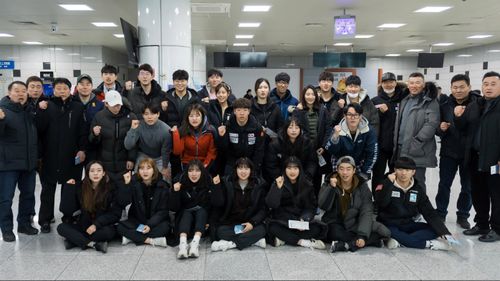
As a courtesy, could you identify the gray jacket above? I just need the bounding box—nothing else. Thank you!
[393,82,440,168]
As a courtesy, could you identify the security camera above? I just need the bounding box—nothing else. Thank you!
[50,23,58,33]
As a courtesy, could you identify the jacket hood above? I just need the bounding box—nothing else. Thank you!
[346,89,368,105]
[339,115,370,137]
[74,92,98,105]
[95,81,123,92]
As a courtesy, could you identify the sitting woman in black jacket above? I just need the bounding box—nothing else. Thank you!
[117,157,170,247]
[57,161,122,253]
[210,157,268,251]
[264,116,316,183]
[318,156,390,252]
[170,160,213,259]
[266,157,326,249]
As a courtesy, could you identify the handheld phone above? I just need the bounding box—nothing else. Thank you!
[136,224,146,232]
[234,224,245,234]
[74,156,81,165]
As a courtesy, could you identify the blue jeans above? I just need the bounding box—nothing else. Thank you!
[435,156,472,219]
[388,222,438,249]
[0,170,36,231]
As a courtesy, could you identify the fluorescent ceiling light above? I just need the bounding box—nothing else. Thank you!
[406,49,424,52]
[48,47,64,51]
[233,43,249,46]
[235,35,254,39]
[457,54,472,57]
[333,43,352,46]
[68,53,80,56]
[414,6,452,13]
[432,42,454,46]
[59,4,93,11]
[378,23,406,28]
[238,22,261,28]
[113,34,124,38]
[386,54,401,57]
[242,5,271,12]
[92,22,117,27]
[0,33,14,37]
[488,49,500,53]
[355,34,374,38]
[83,56,96,59]
[467,34,493,39]
[23,41,43,45]
[200,39,227,45]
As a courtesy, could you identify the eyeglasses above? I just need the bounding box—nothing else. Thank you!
[346,113,360,119]
[277,81,289,85]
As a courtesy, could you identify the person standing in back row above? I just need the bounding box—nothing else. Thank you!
[270,72,298,120]
[393,72,440,192]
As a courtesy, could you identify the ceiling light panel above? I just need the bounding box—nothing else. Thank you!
[242,5,271,12]
[59,4,93,11]
[432,42,454,46]
[233,43,249,46]
[113,34,124,38]
[414,6,452,13]
[355,35,374,38]
[378,23,406,28]
[23,41,43,45]
[406,49,424,52]
[0,33,14,37]
[92,22,117,27]
[235,35,254,39]
[386,54,401,57]
[333,43,352,46]
[238,22,261,28]
[467,35,493,39]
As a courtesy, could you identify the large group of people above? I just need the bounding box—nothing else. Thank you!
[1,63,499,258]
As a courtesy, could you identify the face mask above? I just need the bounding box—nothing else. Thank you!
[347,92,359,99]
[383,88,395,94]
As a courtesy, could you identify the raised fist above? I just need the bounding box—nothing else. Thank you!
[0,108,5,120]
[218,125,226,136]
[131,120,140,129]
[161,101,168,111]
[123,171,132,185]
[93,125,102,136]
[39,101,48,110]
[173,182,181,192]
[330,177,337,188]
[338,99,346,108]
[213,175,221,185]
[454,105,466,117]
[275,176,284,189]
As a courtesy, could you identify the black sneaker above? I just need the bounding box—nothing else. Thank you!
[94,241,108,253]
[463,225,489,236]
[330,241,347,252]
[64,239,77,250]
[40,223,51,234]
[18,225,39,235]
[457,218,471,230]
[479,230,500,243]
[2,230,16,242]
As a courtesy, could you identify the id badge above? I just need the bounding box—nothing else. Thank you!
[409,193,418,203]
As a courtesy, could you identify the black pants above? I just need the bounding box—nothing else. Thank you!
[326,223,382,246]
[39,179,59,225]
[57,223,116,248]
[217,224,266,250]
[117,220,170,245]
[177,208,208,235]
[372,149,394,191]
[470,158,500,232]
[268,222,323,245]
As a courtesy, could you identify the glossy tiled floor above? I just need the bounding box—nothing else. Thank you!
[2,156,499,280]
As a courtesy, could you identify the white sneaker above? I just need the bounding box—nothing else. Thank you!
[429,239,451,251]
[211,240,235,252]
[188,241,200,258]
[177,242,188,259]
[386,238,400,249]
[274,237,285,247]
[122,236,131,245]
[253,238,266,249]
[310,239,326,250]
[151,237,167,248]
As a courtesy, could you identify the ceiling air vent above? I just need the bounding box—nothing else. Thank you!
[9,20,38,25]
[191,3,230,14]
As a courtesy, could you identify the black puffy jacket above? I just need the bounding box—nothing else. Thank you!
[127,80,166,119]
[164,87,200,128]
[88,106,138,174]
[0,96,38,171]
[250,97,284,133]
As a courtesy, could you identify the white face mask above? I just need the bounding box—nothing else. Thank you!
[383,88,395,94]
[347,92,359,99]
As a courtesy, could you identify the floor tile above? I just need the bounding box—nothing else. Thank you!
[57,254,141,280]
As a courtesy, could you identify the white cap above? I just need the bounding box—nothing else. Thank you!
[103,90,123,106]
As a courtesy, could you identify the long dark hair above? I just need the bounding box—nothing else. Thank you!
[179,159,212,190]
[231,157,258,186]
[282,156,312,199]
[299,85,321,111]
[81,161,111,214]
[279,116,306,158]
[179,103,207,137]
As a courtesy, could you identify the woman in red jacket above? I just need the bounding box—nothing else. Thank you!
[172,103,217,174]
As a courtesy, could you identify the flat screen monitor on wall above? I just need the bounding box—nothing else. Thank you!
[334,15,356,39]
[120,17,139,67]
[214,52,240,67]
[417,53,445,68]
[340,52,366,67]
[313,53,340,67]
[240,52,267,67]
